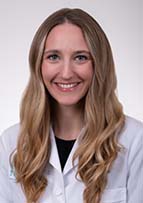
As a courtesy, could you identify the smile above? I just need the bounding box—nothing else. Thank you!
[57,83,79,89]
[54,82,81,92]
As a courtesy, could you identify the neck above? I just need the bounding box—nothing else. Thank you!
[52,103,84,140]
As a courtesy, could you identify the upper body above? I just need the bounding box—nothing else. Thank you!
[0,116,143,203]
[1,8,142,203]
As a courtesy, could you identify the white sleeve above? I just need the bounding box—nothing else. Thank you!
[0,135,13,203]
[127,130,143,203]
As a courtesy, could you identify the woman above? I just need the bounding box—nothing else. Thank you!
[0,8,142,203]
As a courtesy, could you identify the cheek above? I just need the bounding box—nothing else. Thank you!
[41,63,52,84]
[80,65,93,83]
[41,66,47,85]
[88,65,94,81]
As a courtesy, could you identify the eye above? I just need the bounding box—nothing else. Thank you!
[74,55,89,63]
[47,54,60,62]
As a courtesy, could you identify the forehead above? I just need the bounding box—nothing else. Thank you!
[44,23,89,51]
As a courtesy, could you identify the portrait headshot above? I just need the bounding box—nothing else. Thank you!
[0,1,142,203]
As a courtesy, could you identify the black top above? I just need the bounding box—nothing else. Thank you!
[55,136,76,171]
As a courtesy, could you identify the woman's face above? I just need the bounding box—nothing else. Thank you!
[41,23,93,107]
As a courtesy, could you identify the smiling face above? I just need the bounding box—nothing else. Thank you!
[41,23,93,107]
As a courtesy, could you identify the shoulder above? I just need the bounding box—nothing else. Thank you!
[119,115,143,151]
[0,123,20,153]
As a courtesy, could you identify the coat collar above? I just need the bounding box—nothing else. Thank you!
[49,128,62,173]
[49,127,86,175]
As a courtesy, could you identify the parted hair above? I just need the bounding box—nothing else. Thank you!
[12,8,125,203]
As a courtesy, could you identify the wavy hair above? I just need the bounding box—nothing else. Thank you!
[12,8,125,203]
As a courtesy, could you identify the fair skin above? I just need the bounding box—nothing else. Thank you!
[42,23,93,140]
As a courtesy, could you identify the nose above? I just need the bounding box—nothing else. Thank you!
[61,60,74,80]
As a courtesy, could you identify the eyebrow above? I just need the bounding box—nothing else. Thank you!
[44,49,91,55]
[44,50,59,54]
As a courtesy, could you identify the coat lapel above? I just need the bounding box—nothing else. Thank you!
[49,128,62,173]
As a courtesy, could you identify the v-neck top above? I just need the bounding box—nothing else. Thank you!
[55,136,76,171]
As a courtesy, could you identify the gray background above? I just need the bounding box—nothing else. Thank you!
[0,0,143,134]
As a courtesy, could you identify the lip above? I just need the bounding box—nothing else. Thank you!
[53,82,82,92]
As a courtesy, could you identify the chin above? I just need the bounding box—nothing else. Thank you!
[57,101,80,107]
[54,96,83,106]
[49,92,86,107]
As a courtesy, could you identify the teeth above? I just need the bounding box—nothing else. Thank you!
[57,83,78,89]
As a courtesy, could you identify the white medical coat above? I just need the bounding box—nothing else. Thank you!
[0,116,143,203]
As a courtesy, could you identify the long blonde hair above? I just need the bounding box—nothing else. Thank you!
[13,8,125,203]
